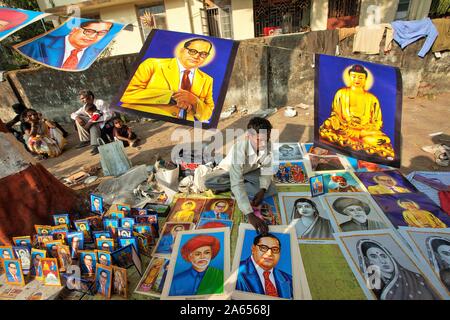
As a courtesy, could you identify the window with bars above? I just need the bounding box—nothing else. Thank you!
[395,0,411,20]
[137,4,167,42]
[253,0,311,37]
[328,0,360,18]
[202,5,233,39]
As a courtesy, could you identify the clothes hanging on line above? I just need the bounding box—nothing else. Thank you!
[391,18,438,58]
[431,18,450,53]
[352,24,394,54]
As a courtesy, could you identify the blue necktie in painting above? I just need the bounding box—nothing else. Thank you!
[179,69,192,120]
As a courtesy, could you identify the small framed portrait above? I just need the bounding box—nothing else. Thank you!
[0,246,15,260]
[272,143,303,162]
[110,211,126,219]
[53,214,70,226]
[372,193,450,229]
[161,228,231,300]
[90,194,104,213]
[136,208,148,216]
[37,235,54,248]
[86,215,104,231]
[45,240,63,259]
[96,238,115,252]
[52,231,67,244]
[30,248,46,279]
[135,257,170,298]
[111,245,137,270]
[103,218,120,231]
[301,143,336,156]
[118,237,139,255]
[398,227,450,296]
[117,204,131,215]
[93,231,112,241]
[112,266,128,298]
[323,193,392,232]
[335,229,446,300]
[95,264,113,299]
[201,198,235,221]
[309,155,347,173]
[309,175,325,197]
[250,195,281,226]
[166,198,207,224]
[143,204,170,217]
[56,245,72,272]
[96,250,112,266]
[153,222,194,257]
[133,224,153,235]
[67,232,84,259]
[120,218,135,230]
[79,250,97,277]
[3,259,25,286]
[34,225,53,236]
[41,258,61,286]
[321,171,366,193]
[273,161,310,185]
[135,214,159,225]
[13,246,31,273]
[278,192,335,240]
[230,224,310,300]
[74,219,93,243]
[135,232,153,256]
[197,218,233,230]
[117,227,133,238]
[51,224,69,234]
[355,170,418,195]
[12,236,32,247]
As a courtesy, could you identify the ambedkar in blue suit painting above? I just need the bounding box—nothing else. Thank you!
[236,233,293,299]
[16,19,114,71]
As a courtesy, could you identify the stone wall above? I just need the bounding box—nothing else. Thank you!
[1,29,449,122]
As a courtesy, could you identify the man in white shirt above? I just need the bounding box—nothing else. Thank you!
[71,89,113,154]
[204,117,276,234]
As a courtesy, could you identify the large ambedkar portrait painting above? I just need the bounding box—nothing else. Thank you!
[111,29,238,128]
[14,17,124,71]
[314,54,402,167]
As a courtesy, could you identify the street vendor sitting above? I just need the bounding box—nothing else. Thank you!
[204,117,276,234]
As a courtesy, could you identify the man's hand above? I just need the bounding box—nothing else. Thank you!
[247,212,268,234]
[173,90,198,108]
[83,121,94,131]
[75,116,85,126]
[251,189,266,207]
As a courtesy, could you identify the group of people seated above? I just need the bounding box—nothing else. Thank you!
[4,89,140,158]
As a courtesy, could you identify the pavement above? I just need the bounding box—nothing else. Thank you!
[41,92,450,185]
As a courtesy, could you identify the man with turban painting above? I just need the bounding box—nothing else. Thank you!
[169,235,223,296]
[333,197,387,231]
[319,64,394,159]
[356,239,440,300]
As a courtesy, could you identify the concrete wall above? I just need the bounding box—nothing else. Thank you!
[360,0,399,26]
[1,30,449,122]
[165,0,194,33]
[0,81,19,122]
[100,4,144,56]
[310,0,328,31]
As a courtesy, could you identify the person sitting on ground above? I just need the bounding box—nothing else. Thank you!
[112,117,140,148]
[22,109,66,158]
[204,117,277,234]
[70,89,113,155]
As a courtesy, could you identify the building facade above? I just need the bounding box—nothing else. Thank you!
[36,0,442,56]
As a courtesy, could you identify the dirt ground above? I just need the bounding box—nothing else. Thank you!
[41,92,450,192]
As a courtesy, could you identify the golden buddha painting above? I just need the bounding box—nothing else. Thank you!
[315,55,402,167]
[371,193,450,229]
[166,198,207,225]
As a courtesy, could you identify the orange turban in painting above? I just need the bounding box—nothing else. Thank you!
[0,8,28,31]
[181,235,220,261]
[331,175,347,184]
[198,222,227,229]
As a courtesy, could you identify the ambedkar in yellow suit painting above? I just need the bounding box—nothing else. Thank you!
[114,29,238,128]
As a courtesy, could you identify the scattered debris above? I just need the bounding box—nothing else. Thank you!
[220,105,237,119]
[429,132,444,137]
[284,106,297,117]
[64,171,89,185]
[83,176,98,184]
[295,103,311,110]
[250,108,277,118]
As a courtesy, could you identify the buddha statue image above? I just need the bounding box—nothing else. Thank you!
[319,64,395,159]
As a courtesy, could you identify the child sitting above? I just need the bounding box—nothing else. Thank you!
[112,117,140,148]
